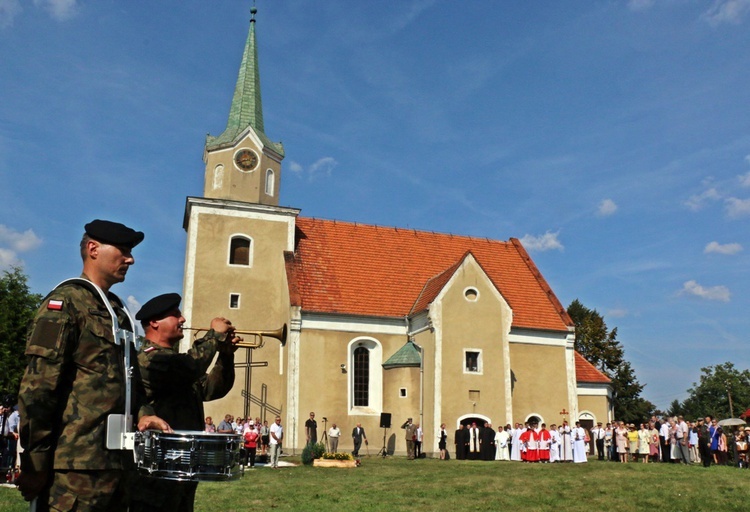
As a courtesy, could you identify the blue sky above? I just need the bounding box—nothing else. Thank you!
[1,0,749,412]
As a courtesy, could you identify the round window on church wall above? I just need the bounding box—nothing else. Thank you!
[464,287,479,302]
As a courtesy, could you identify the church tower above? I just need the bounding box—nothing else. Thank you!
[203,7,284,205]
[182,7,297,422]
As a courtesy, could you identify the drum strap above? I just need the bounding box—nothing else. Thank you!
[53,278,140,447]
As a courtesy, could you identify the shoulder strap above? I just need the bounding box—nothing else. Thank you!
[52,278,138,348]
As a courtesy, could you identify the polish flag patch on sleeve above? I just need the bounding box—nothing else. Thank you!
[47,299,64,311]
[144,346,157,353]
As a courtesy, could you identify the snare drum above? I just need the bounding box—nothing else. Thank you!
[134,430,242,481]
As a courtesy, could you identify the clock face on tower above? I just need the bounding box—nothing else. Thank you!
[234,148,259,172]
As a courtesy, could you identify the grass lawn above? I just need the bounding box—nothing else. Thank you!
[1,457,747,511]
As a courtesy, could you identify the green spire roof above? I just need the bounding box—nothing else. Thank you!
[382,340,422,369]
[206,7,284,156]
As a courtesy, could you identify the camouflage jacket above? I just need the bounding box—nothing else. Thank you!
[137,331,235,431]
[18,275,152,473]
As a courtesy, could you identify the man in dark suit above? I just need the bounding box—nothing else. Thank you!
[352,423,367,457]
[454,424,466,460]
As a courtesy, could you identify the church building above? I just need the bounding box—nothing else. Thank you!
[180,8,612,456]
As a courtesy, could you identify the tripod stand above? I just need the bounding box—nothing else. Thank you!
[376,427,389,458]
[320,418,329,452]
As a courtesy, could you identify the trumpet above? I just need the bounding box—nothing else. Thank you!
[182,324,287,349]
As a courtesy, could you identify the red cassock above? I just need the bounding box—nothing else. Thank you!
[519,429,530,461]
[526,429,540,462]
[538,429,551,461]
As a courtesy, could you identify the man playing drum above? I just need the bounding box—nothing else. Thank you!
[130,292,241,512]
[17,219,170,512]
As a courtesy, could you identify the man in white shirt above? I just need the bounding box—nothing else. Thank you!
[675,416,690,464]
[269,416,283,468]
[328,423,341,453]
[659,419,671,463]
[591,422,606,460]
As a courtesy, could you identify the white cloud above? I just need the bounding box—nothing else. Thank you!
[725,197,750,218]
[0,225,42,252]
[627,0,654,12]
[703,0,750,26]
[607,308,628,318]
[127,295,141,315]
[597,198,618,217]
[684,187,721,211]
[679,280,730,302]
[290,157,337,181]
[0,0,22,28]
[520,231,564,252]
[739,171,750,187]
[0,248,19,269]
[0,225,41,271]
[33,0,77,21]
[704,241,743,255]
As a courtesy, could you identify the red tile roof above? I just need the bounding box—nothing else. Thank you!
[574,352,611,384]
[287,217,572,332]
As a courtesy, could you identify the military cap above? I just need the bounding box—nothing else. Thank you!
[85,219,144,248]
[136,293,182,321]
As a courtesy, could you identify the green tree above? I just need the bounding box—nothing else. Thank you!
[567,299,623,374]
[666,399,683,417]
[567,299,654,422]
[610,361,656,423]
[678,362,750,420]
[0,266,42,399]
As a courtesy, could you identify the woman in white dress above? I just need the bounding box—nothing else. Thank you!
[495,425,510,460]
[638,423,651,463]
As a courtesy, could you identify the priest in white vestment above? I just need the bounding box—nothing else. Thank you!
[495,426,510,461]
[560,421,574,461]
[572,421,588,463]
[467,422,481,460]
[549,425,561,463]
[510,423,523,461]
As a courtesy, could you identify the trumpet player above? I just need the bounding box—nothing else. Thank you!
[130,292,241,512]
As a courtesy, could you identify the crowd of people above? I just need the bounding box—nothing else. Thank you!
[200,412,750,469]
[442,415,749,467]
[1,399,20,482]
[206,414,282,468]
[588,415,750,467]
[450,420,589,463]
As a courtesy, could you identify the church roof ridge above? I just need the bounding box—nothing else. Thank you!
[297,216,511,245]
[290,217,572,331]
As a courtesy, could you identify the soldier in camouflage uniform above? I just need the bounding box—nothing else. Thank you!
[130,292,240,512]
[17,220,170,512]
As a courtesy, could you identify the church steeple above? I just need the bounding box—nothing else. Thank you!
[203,6,284,206]
[206,7,283,157]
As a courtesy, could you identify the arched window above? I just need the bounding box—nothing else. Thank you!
[228,236,251,266]
[265,169,275,196]
[353,346,370,407]
[213,164,224,190]
[348,337,382,414]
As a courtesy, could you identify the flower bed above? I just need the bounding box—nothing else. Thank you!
[313,459,358,468]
